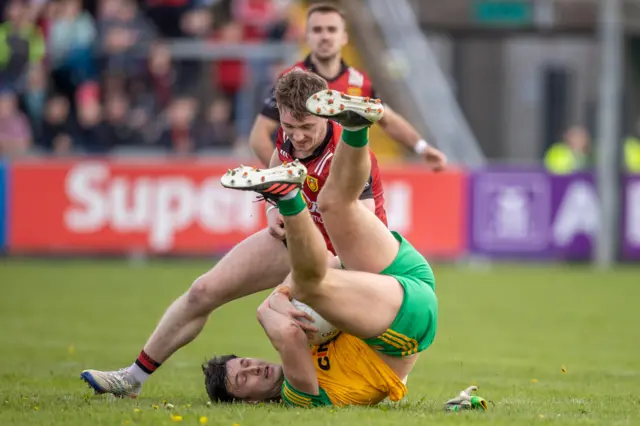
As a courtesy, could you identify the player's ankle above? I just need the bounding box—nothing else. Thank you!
[128,350,162,384]
[341,127,369,147]
[277,190,306,216]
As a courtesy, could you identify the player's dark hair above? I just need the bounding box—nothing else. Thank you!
[275,70,328,121]
[307,3,346,22]
[202,354,238,403]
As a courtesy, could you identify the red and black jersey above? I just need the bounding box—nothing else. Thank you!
[275,121,387,255]
[261,55,377,123]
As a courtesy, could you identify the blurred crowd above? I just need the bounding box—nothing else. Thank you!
[0,0,305,158]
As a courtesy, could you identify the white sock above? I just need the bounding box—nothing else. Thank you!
[127,362,151,384]
[280,188,300,200]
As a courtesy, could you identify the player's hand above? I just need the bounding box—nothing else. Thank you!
[289,309,319,334]
[422,146,448,171]
[443,386,488,412]
[267,207,286,240]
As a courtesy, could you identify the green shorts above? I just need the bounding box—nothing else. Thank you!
[363,231,438,357]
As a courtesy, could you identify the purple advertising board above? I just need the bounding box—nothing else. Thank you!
[622,174,640,260]
[469,169,600,260]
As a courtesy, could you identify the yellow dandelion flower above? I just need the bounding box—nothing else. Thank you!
[171,414,183,422]
[133,408,141,413]
[199,416,208,424]
[530,379,538,383]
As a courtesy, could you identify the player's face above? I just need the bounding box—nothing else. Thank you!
[306,11,348,61]
[225,357,283,402]
[280,110,327,155]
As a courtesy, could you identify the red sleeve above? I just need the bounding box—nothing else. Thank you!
[274,129,289,163]
[368,150,384,200]
[360,70,377,100]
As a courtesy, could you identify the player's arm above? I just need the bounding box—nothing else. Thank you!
[265,148,284,219]
[377,105,447,170]
[268,148,281,167]
[256,292,319,396]
[249,88,280,166]
[377,105,426,152]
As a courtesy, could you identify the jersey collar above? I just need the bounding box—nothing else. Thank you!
[303,55,349,83]
[282,121,334,161]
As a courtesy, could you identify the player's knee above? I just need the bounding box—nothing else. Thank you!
[186,274,227,312]
[317,188,343,214]
[291,274,323,304]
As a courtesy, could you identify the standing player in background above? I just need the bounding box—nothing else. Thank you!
[249,3,447,170]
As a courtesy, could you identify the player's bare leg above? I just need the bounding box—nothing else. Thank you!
[80,229,291,397]
[306,90,401,273]
[305,89,424,379]
[221,162,402,340]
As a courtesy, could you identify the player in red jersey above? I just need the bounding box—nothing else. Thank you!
[249,3,447,170]
[79,72,387,399]
[273,120,386,254]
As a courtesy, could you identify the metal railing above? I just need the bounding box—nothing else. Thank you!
[367,0,487,167]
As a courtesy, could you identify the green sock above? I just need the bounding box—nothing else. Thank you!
[341,127,369,148]
[277,191,307,216]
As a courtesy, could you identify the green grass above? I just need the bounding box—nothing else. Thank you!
[1,259,639,425]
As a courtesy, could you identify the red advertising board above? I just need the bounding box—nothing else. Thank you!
[8,159,467,258]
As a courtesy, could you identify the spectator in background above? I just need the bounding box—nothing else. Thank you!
[231,0,280,39]
[0,89,33,157]
[158,95,199,154]
[196,96,235,151]
[135,41,176,118]
[211,20,246,102]
[23,63,47,143]
[142,0,213,38]
[98,0,156,79]
[48,0,97,94]
[231,0,302,41]
[102,91,143,148]
[0,0,46,93]
[41,93,75,155]
[76,81,112,153]
[544,125,591,175]
[622,119,640,173]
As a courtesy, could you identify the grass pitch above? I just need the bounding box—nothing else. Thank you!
[1,259,639,425]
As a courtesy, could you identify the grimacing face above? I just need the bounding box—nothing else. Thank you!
[225,357,283,402]
[306,11,348,62]
[280,110,327,155]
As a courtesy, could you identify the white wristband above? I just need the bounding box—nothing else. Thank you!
[414,139,429,155]
[266,205,279,215]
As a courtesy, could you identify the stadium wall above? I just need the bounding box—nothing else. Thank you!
[4,159,640,261]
